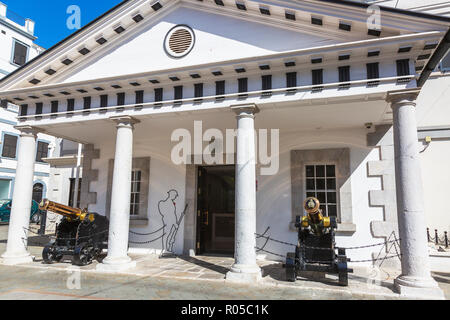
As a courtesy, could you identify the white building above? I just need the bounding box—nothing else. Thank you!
[0,2,57,206]
[0,0,449,298]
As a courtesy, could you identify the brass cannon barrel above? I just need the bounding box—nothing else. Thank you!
[39,199,94,222]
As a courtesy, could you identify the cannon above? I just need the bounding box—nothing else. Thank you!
[285,197,352,286]
[39,199,109,266]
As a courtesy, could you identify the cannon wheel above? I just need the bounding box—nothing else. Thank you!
[42,246,63,264]
[72,243,95,266]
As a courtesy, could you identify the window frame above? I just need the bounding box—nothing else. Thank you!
[11,38,29,67]
[35,139,50,163]
[130,169,142,216]
[1,132,19,160]
[304,162,339,220]
[439,49,450,72]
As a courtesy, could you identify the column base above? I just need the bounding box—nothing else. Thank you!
[226,264,262,283]
[1,252,33,265]
[394,275,444,299]
[96,256,136,272]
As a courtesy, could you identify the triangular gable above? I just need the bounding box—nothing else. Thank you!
[0,0,448,91]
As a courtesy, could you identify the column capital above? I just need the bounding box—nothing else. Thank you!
[13,125,41,138]
[231,103,260,118]
[110,116,140,129]
[386,89,421,107]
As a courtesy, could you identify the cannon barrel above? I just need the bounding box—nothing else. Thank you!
[39,199,93,222]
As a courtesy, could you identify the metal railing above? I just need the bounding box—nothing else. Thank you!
[427,228,449,248]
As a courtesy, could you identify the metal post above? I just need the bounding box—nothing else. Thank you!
[435,229,439,245]
[38,210,47,235]
[445,231,448,248]
[427,228,430,242]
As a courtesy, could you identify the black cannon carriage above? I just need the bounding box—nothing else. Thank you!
[39,199,109,266]
[285,197,352,286]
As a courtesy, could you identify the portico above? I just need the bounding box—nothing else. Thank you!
[0,0,448,298]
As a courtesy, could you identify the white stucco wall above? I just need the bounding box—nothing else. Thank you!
[88,126,384,263]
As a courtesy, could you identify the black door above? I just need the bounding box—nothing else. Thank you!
[196,165,235,256]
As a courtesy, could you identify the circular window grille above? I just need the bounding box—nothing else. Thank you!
[164,25,195,58]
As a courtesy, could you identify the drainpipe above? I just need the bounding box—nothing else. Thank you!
[417,28,450,87]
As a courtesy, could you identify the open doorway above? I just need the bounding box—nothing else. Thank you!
[196,165,235,256]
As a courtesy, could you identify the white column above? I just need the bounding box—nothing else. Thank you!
[388,90,444,299]
[226,104,262,282]
[97,116,139,272]
[1,126,38,265]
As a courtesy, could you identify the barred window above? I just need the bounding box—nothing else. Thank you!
[312,69,323,85]
[305,164,338,218]
[194,83,203,98]
[338,66,350,82]
[36,141,49,162]
[2,134,18,159]
[12,40,28,66]
[396,59,410,76]
[130,170,142,216]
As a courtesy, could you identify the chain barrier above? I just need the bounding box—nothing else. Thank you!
[24,226,108,241]
[255,247,401,264]
[255,232,401,251]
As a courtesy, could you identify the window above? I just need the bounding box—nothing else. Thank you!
[238,78,248,93]
[36,141,49,162]
[68,178,82,208]
[174,86,183,101]
[130,170,142,216]
[216,80,225,96]
[312,69,323,85]
[286,72,297,88]
[117,93,125,106]
[67,99,75,112]
[396,59,410,76]
[51,101,58,113]
[135,91,144,106]
[194,83,203,98]
[2,134,18,159]
[0,179,11,199]
[32,183,44,203]
[305,164,338,218]
[20,104,28,116]
[155,88,163,102]
[338,66,350,82]
[367,62,379,79]
[83,97,91,110]
[36,103,43,115]
[100,95,108,108]
[12,40,28,66]
[262,75,272,91]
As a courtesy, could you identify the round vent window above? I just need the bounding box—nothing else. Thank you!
[164,25,195,58]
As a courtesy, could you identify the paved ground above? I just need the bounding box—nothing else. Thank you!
[0,224,448,300]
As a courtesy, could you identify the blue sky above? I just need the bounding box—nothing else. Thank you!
[4,0,124,49]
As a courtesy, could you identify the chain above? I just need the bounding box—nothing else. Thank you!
[255,233,401,251]
[129,226,164,236]
[24,227,108,240]
[255,247,401,264]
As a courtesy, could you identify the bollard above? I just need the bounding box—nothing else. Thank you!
[427,228,430,242]
[38,210,47,236]
[435,229,439,245]
[445,231,448,248]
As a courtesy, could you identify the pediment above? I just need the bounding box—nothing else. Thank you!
[56,6,345,84]
[0,0,448,91]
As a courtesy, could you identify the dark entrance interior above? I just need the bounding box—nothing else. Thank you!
[196,165,235,256]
